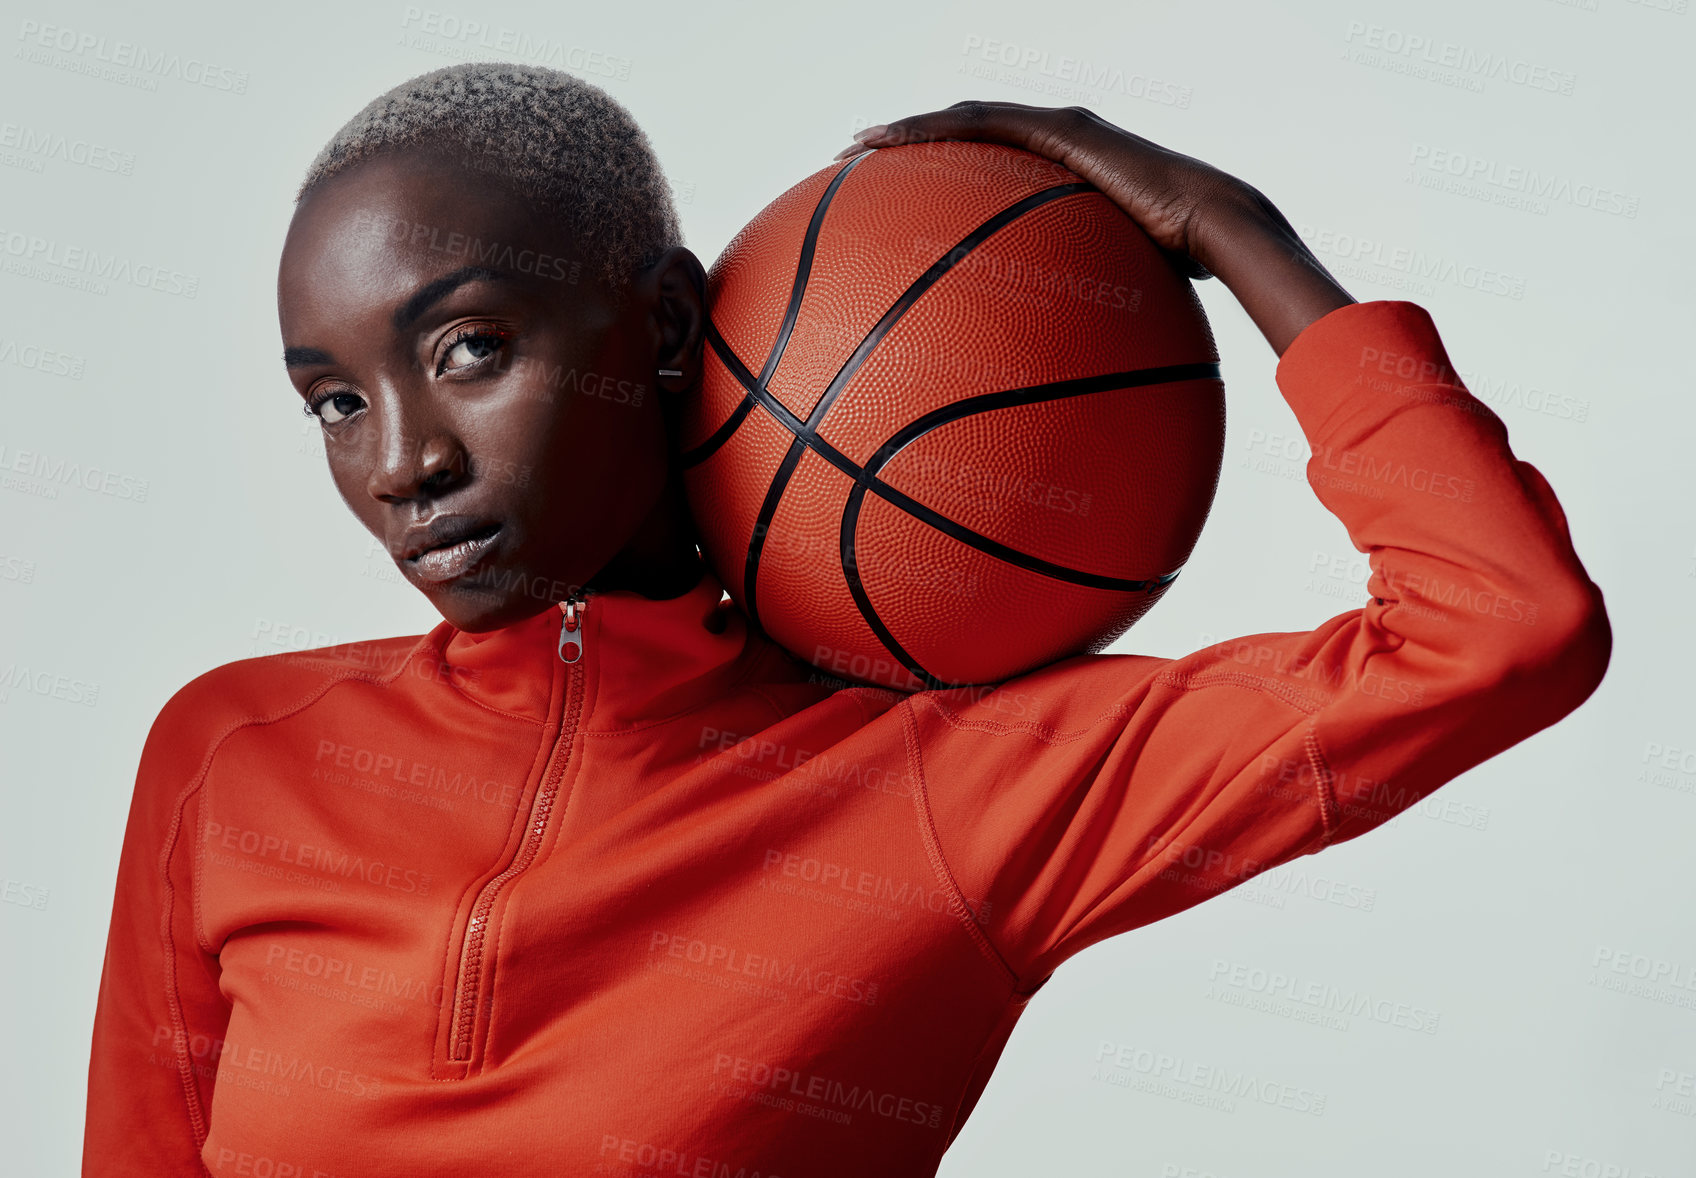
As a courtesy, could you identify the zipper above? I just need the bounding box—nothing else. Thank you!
[445,588,593,1064]
[557,592,587,663]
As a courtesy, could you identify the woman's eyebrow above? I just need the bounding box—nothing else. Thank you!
[392,265,512,332]
[282,265,517,370]
[283,346,334,370]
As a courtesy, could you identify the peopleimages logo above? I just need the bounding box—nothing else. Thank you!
[711,1053,947,1129]
[1205,959,1442,1035]
[0,662,100,706]
[0,443,150,502]
[1408,143,1640,219]
[347,209,581,285]
[1091,1038,1327,1115]
[646,930,880,1006]
[148,1027,381,1101]
[0,227,200,298]
[1295,224,1527,300]
[0,121,136,175]
[1341,21,1577,96]
[0,336,85,379]
[202,820,435,897]
[398,7,633,79]
[759,847,993,925]
[957,35,1194,108]
[14,20,250,93]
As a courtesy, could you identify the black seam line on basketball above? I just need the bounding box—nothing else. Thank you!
[838,476,1178,692]
[867,362,1223,473]
[709,311,1218,491]
[851,475,1176,592]
[678,153,873,471]
[839,477,952,692]
[742,436,809,632]
[849,362,1222,592]
[682,320,789,469]
[838,473,1181,692]
[677,381,754,468]
[712,172,1189,630]
[708,346,1212,590]
[837,370,1212,691]
[761,150,873,387]
[803,181,1094,432]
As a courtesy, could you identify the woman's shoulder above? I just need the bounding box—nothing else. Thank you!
[119,632,437,817]
[146,632,432,749]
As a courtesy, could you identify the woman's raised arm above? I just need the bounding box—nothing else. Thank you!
[836,99,1355,355]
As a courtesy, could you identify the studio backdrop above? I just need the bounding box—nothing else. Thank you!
[1,1,1689,1175]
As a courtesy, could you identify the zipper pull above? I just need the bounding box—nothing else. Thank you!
[557,590,589,663]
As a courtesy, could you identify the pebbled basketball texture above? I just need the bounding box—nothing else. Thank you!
[680,140,1225,692]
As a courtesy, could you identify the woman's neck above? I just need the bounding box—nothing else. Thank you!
[585,467,706,601]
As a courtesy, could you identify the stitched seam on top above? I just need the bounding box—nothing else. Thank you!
[745,684,791,727]
[1304,718,1341,846]
[1154,667,1330,714]
[901,698,1021,993]
[191,655,422,954]
[911,689,1123,743]
[911,664,1331,989]
[914,665,1328,747]
[164,650,420,1150]
[1113,716,1333,968]
[843,686,903,726]
[428,627,551,725]
[158,776,210,1149]
[445,695,549,725]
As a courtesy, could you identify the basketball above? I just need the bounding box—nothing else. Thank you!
[679,140,1225,692]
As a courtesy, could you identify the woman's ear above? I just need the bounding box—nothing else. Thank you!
[645,246,708,396]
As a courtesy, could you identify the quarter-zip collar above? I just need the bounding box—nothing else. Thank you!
[426,561,762,730]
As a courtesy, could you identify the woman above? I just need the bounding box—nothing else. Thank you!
[83,63,1610,1176]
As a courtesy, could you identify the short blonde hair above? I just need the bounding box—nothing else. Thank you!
[297,62,683,298]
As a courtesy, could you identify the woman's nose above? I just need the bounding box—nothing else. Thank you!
[365,409,469,504]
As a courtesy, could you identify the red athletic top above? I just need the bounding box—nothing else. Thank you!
[84,301,1610,1177]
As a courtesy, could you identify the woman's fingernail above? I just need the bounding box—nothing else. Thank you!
[852,123,888,143]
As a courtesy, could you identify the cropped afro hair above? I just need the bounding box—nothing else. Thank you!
[296,62,683,300]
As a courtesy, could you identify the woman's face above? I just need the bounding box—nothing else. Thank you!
[277,146,701,632]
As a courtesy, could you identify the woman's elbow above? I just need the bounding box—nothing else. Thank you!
[1505,577,1612,720]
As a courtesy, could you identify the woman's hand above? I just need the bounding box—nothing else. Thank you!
[834,101,1249,280]
[833,101,1355,356]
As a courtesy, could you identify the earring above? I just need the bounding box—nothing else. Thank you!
[658,368,683,378]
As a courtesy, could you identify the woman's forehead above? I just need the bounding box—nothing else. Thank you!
[278,151,587,324]
[284,152,580,281]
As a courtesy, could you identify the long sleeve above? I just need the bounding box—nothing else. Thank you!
[84,679,230,1175]
[907,300,1612,991]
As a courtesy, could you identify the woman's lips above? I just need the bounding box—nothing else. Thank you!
[407,523,503,584]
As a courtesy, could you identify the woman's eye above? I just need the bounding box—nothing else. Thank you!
[308,390,364,424]
[439,326,507,375]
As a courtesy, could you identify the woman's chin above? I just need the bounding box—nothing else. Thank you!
[412,568,539,633]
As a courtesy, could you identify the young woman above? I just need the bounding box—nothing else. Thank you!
[84,63,1610,1177]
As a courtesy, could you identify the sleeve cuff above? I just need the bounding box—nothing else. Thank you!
[1273,300,1464,446]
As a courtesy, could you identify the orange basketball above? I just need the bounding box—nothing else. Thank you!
[680,140,1224,692]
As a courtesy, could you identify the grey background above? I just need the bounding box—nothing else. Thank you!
[1,0,1690,1174]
